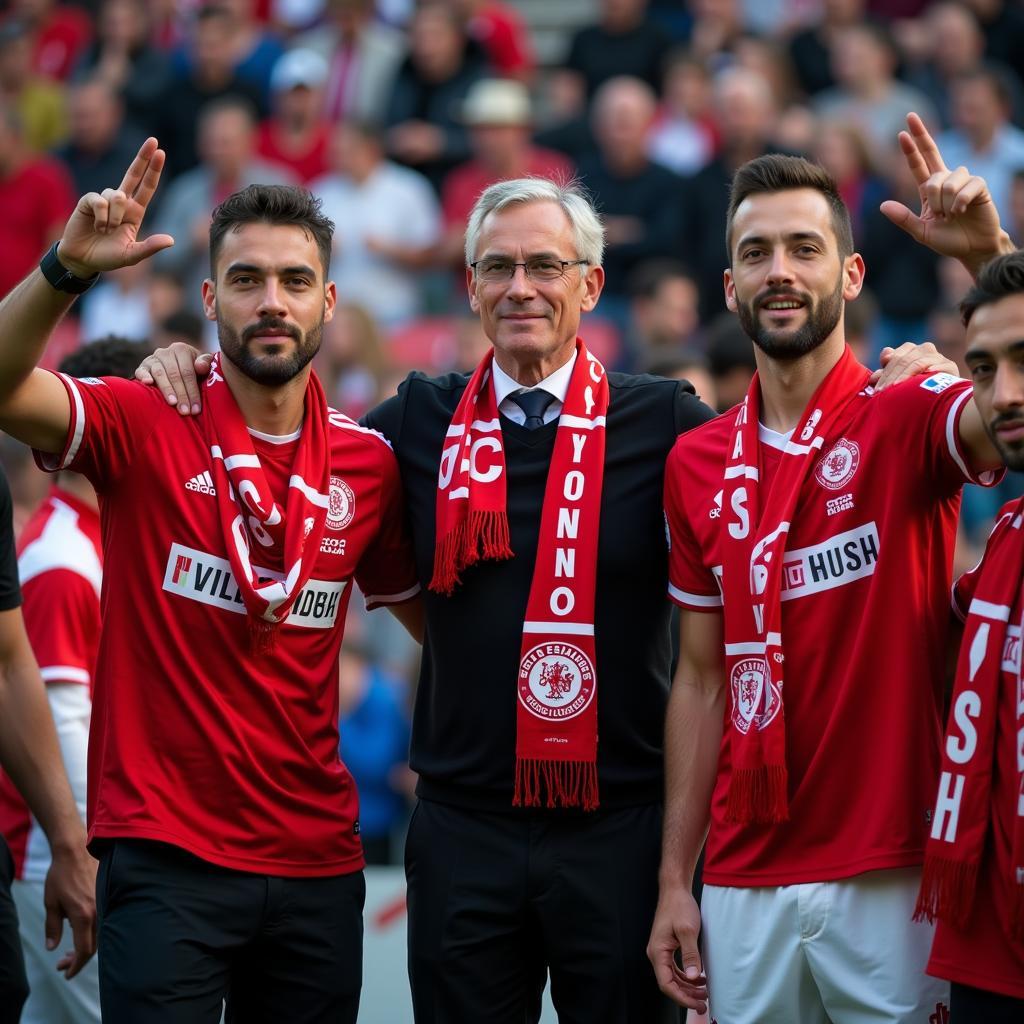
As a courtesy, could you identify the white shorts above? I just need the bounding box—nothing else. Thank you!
[701,867,949,1024]
[12,878,101,1024]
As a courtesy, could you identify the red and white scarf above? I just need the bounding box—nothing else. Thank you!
[202,355,331,650]
[721,346,869,823]
[916,498,1024,941]
[430,340,609,809]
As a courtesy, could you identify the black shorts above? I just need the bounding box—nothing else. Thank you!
[97,839,364,1024]
[0,836,28,1024]
[405,799,679,1024]
[951,980,1024,1023]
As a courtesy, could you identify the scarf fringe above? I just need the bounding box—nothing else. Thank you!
[914,855,979,926]
[513,758,600,811]
[248,618,278,655]
[725,765,789,824]
[429,510,512,595]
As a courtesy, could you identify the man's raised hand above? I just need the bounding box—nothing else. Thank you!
[57,138,174,277]
[880,112,1013,276]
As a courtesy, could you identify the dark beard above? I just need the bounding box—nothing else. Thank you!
[736,277,844,361]
[218,315,323,386]
[986,413,1024,471]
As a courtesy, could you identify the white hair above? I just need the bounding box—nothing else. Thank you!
[464,177,605,270]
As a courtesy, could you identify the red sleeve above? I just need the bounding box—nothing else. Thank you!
[354,446,419,610]
[472,10,534,76]
[32,373,167,491]
[21,569,99,687]
[952,500,1021,620]
[664,442,722,613]
[885,374,1003,496]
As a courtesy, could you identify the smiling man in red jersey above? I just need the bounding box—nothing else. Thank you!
[0,138,421,1023]
[650,113,1014,1022]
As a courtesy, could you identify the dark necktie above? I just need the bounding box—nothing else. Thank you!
[509,389,556,429]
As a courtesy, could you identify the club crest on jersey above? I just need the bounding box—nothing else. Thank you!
[730,657,782,734]
[326,476,355,531]
[815,437,860,491]
[518,642,595,721]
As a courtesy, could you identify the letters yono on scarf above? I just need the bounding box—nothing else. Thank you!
[722,346,869,823]
[430,339,608,810]
[916,497,1024,941]
[203,354,331,650]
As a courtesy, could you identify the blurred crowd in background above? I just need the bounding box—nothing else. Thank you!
[1,0,1023,863]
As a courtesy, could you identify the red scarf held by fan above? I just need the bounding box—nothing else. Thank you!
[430,340,609,810]
[721,346,869,823]
[202,354,331,651]
[915,498,1024,941]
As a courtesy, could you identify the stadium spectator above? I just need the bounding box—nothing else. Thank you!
[0,337,147,1024]
[11,0,91,82]
[0,147,421,1022]
[705,312,757,412]
[648,51,716,177]
[337,640,412,865]
[0,100,74,301]
[78,263,154,345]
[154,97,295,311]
[962,0,1024,69]
[917,249,1024,1019]
[256,48,331,183]
[0,460,96,1023]
[556,0,671,110]
[293,0,406,125]
[453,0,534,82]
[786,0,865,99]
[650,120,1011,1020]
[642,347,717,410]
[56,77,142,200]
[685,0,746,64]
[937,68,1024,228]
[311,119,441,329]
[384,0,489,192]
[1010,167,1024,243]
[811,121,887,243]
[314,301,391,418]
[70,0,170,137]
[153,4,265,180]
[0,17,65,153]
[577,76,682,306]
[678,68,777,324]
[813,22,937,158]
[626,259,702,368]
[439,79,573,266]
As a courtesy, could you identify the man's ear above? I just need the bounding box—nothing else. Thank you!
[466,266,480,314]
[201,279,217,321]
[843,253,865,302]
[724,268,737,313]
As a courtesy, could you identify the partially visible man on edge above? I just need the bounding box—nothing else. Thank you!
[0,461,96,1022]
[141,175,715,1022]
[0,138,421,1023]
[915,249,1024,1020]
[649,113,1013,1021]
[0,337,150,1024]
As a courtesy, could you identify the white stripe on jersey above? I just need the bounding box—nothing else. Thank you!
[18,498,102,595]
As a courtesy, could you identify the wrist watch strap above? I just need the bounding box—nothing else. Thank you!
[39,243,99,294]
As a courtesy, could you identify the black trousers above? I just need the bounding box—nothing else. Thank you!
[97,839,364,1024]
[0,837,28,1024]
[405,799,678,1024]
[951,981,1024,1023]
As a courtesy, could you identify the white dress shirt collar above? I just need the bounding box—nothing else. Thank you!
[491,351,578,425]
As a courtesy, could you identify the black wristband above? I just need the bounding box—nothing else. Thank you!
[39,243,99,295]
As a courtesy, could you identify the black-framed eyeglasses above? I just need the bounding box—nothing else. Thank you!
[469,257,589,283]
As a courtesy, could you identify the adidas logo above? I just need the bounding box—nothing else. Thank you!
[185,470,216,495]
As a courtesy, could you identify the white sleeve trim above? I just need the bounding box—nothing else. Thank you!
[945,389,998,486]
[668,582,723,608]
[364,582,421,607]
[40,665,90,685]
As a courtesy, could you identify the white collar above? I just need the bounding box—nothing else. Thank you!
[491,350,578,408]
[758,422,794,451]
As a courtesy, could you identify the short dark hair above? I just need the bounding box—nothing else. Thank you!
[59,336,152,379]
[726,154,855,259]
[208,184,335,278]
[627,259,693,301]
[960,250,1024,326]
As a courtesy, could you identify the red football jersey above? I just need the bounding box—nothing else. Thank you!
[0,486,101,879]
[35,373,418,876]
[927,506,1024,998]
[665,371,998,886]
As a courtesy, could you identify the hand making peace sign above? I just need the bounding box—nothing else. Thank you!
[56,137,174,278]
[880,112,1014,276]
